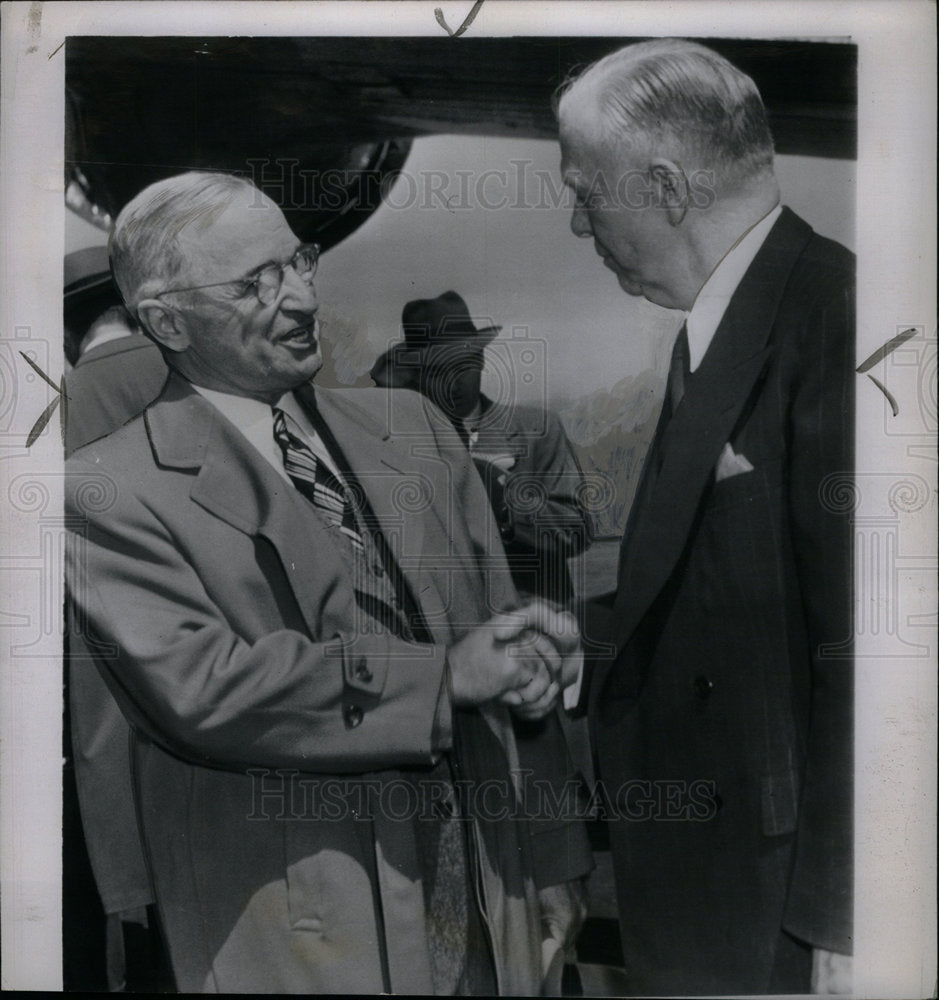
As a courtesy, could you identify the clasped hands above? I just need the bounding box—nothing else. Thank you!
[447,600,582,720]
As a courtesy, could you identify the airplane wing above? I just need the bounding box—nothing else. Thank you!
[66,36,856,245]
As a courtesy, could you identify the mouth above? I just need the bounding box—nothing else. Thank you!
[277,320,319,350]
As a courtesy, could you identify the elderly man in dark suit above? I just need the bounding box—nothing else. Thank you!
[65,171,591,994]
[557,39,854,994]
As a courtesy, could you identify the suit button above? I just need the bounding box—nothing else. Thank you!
[354,660,373,683]
[344,704,364,728]
[693,675,714,699]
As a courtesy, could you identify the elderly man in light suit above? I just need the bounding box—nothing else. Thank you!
[65,171,591,994]
[558,40,854,994]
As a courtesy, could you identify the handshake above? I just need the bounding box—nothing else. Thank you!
[446,600,583,720]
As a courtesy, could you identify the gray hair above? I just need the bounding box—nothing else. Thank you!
[556,39,775,189]
[109,171,261,310]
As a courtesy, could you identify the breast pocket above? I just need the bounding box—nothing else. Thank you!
[706,458,785,514]
[695,459,789,619]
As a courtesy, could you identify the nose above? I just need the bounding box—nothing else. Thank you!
[570,204,593,239]
[278,262,318,313]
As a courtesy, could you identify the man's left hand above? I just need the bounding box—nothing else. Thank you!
[811,948,852,994]
[538,879,588,979]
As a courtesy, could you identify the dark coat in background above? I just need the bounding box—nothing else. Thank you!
[584,208,854,994]
[65,333,167,915]
[464,396,592,606]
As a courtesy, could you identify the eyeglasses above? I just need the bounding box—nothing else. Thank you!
[156,243,320,307]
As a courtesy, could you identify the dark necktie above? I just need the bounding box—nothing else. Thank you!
[272,408,364,553]
[669,321,691,414]
[621,322,691,546]
[650,322,691,475]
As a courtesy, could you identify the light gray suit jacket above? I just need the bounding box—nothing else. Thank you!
[66,375,591,993]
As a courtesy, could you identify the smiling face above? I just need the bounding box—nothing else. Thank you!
[160,193,322,403]
[559,114,688,311]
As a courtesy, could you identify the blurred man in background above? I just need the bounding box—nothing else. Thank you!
[372,290,592,608]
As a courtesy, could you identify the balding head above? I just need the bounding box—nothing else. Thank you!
[109,171,322,404]
[557,39,781,310]
[557,39,775,194]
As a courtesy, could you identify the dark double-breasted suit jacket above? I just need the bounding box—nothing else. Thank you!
[66,376,591,994]
[585,207,855,994]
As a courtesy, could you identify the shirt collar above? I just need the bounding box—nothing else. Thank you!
[188,384,310,425]
[189,384,294,481]
[685,203,782,372]
[192,383,274,433]
[189,383,338,481]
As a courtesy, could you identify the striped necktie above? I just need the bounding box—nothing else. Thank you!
[276,405,476,990]
[272,408,364,553]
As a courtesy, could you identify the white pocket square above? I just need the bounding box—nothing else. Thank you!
[715,442,754,482]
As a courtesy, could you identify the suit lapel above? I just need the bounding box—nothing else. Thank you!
[301,385,427,553]
[300,386,455,636]
[145,375,351,639]
[610,208,815,648]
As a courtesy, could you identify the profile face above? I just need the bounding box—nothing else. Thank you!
[420,345,484,420]
[559,114,683,311]
[168,193,323,402]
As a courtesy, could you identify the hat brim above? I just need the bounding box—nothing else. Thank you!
[414,325,502,352]
[370,325,502,386]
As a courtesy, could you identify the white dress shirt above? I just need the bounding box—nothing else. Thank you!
[459,401,484,450]
[192,384,347,486]
[685,204,782,372]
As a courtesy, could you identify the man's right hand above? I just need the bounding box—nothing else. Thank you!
[447,601,580,716]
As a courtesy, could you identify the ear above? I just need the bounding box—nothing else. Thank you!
[135,299,191,354]
[650,157,689,226]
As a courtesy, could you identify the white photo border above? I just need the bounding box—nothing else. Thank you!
[1,2,935,994]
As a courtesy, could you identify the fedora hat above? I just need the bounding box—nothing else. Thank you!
[401,290,501,347]
[370,290,501,387]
